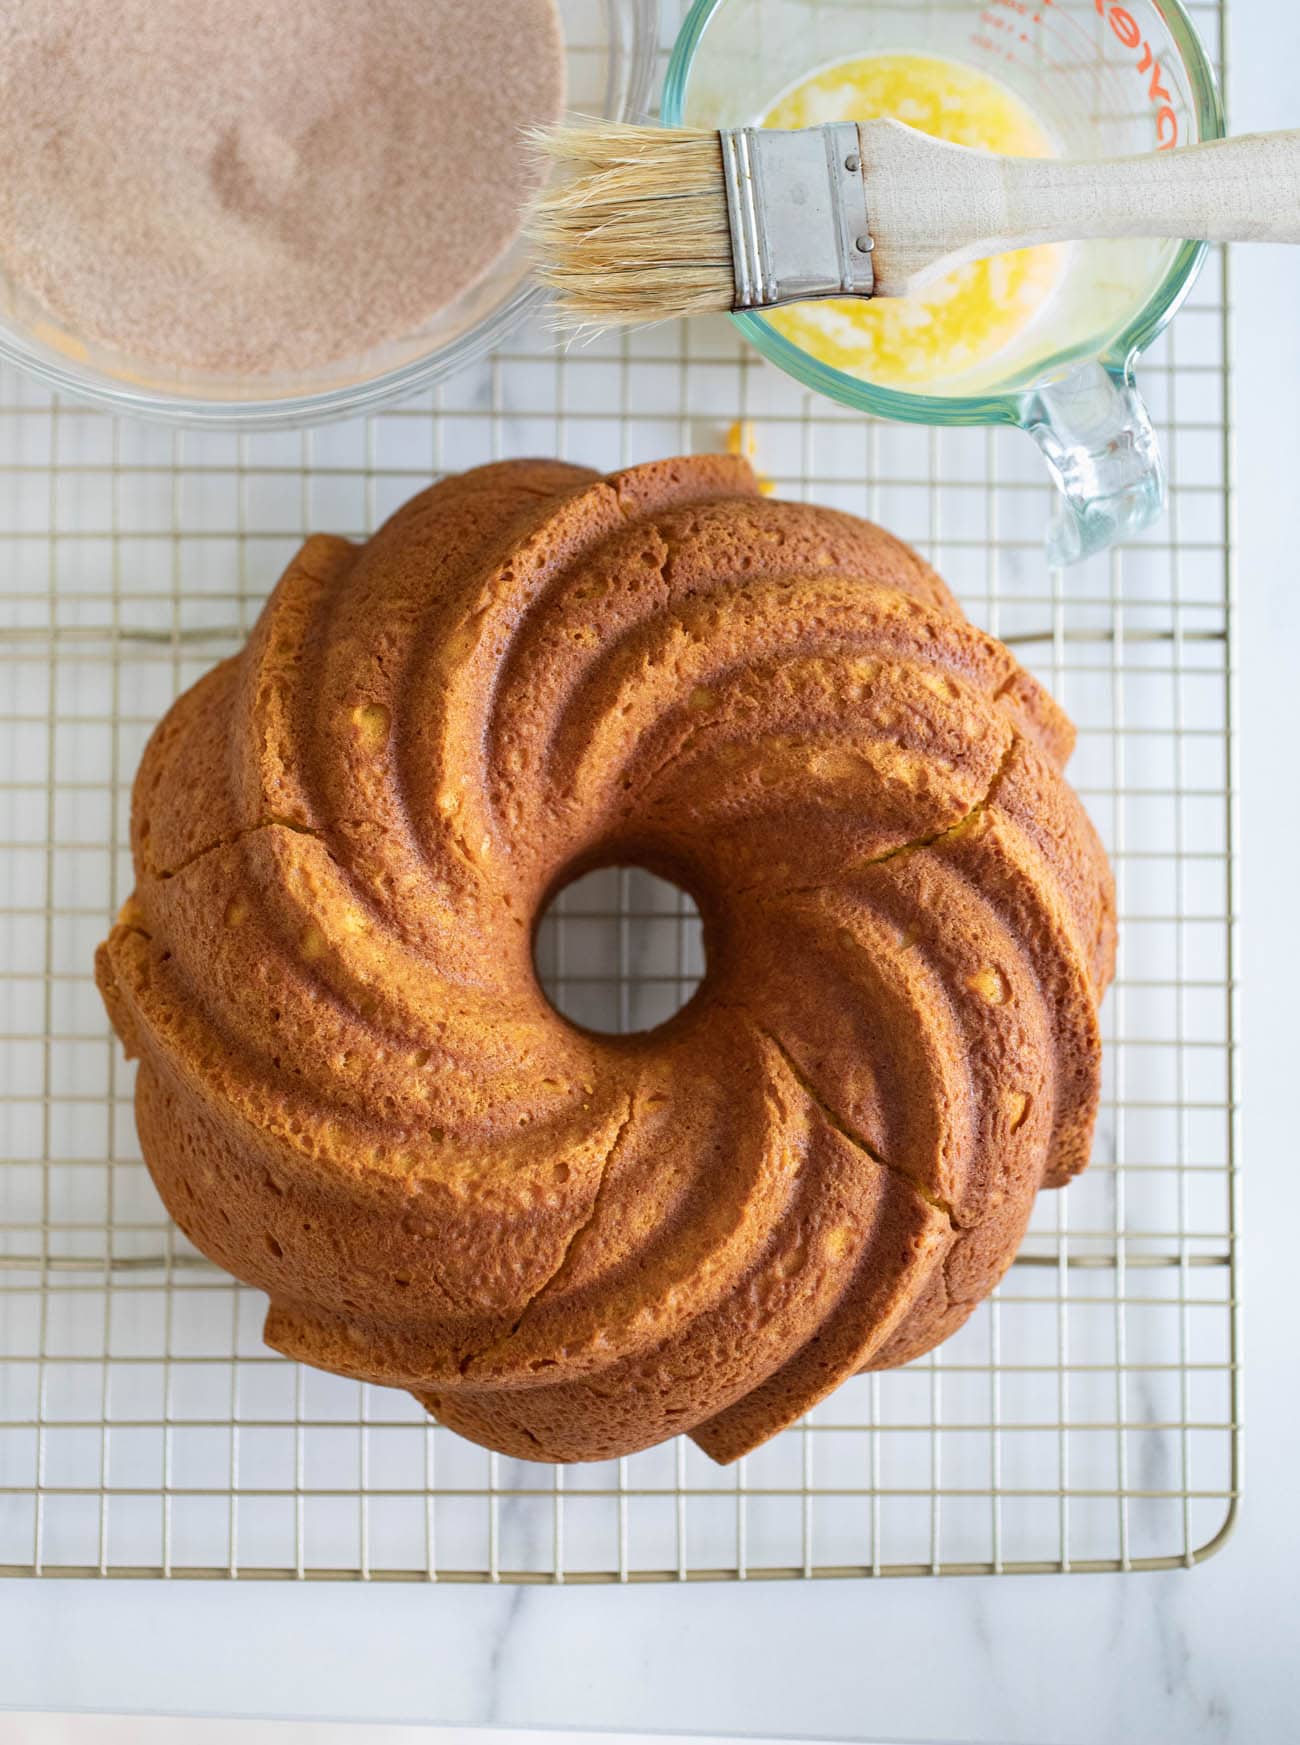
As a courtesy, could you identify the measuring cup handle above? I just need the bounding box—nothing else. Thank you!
[1020,362,1165,566]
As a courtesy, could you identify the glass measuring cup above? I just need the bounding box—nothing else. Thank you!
[663,0,1223,564]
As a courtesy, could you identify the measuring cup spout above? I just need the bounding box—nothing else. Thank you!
[1020,361,1165,566]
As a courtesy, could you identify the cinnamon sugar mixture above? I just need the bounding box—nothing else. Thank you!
[0,0,564,375]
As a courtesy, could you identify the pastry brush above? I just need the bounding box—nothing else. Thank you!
[528,117,1300,325]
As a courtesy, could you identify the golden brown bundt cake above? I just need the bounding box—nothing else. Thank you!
[96,455,1115,1465]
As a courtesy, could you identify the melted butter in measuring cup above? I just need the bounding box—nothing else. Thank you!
[763,53,1067,391]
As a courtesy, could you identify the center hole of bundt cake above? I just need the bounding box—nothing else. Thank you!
[533,866,705,1035]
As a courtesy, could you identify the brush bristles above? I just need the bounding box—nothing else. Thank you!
[526,121,737,327]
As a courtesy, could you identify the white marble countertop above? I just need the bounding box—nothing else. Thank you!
[3,7,1298,1741]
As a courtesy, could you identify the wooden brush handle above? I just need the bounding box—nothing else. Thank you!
[860,119,1300,297]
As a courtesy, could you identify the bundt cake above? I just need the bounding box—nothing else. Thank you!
[96,455,1115,1464]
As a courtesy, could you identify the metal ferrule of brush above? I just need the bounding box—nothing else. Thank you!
[720,122,875,311]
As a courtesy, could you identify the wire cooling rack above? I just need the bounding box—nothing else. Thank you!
[0,3,1238,1583]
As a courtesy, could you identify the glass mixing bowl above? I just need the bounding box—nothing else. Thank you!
[0,0,658,428]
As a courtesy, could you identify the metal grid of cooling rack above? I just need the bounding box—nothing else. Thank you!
[0,0,1238,1583]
